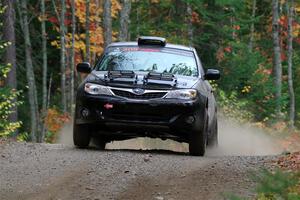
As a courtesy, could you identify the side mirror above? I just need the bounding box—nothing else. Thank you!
[77,62,92,73]
[205,69,220,80]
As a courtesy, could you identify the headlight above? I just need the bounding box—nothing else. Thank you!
[165,89,197,100]
[84,83,113,95]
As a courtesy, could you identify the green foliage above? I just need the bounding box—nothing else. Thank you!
[217,89,254,123]
[224,193,246,200]
[218,42,280,122]
[45,131,55,143]
[0,4,22,137]
[6,0,300,134]
[255,169,300,199]
[16,132,29,142]
[226,169,300,200]
[0,62,22,137]
[294,43,300,127]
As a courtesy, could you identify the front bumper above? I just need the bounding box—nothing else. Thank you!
[75,94,206,138]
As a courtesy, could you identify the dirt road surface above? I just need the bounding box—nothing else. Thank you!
[0,119,283,200]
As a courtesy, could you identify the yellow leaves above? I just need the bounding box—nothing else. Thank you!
[209,80,218,91]
[51,40,59,47]
[51,0,112,61]
[241,85,251,94]
[73,40,82,49]
[293,24,300,37]
[75,0,104,24]
[54,26,60,33]
[64,27,104,55]
[75,34,80,40]
[79,33,85,39]
[0,122,22,137]
[91,27,104,44]
[111,0,121,18]
[38,14,47,22]
[295,1,300,13]
[63,28,104,55]
[74,40,85,51]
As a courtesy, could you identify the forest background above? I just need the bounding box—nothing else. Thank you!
[0,0,300,143]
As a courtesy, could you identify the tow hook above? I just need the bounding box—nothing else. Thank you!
[104,103,113,110]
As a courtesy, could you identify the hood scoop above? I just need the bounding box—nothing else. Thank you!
[106,70,137,84]
[144,72,177,87]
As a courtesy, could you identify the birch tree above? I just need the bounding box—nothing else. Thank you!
[119,0,131,41]
[3,0,18,132]
[187,3,193,46]
[60,0,67,113]
[249,0,256,51]
[272,0,283,118]
[103,0,112,47]
[70,0,76,113]
[85,0,90,62]
[51,0,67,113]
[17,0,40,142]
[287,0,295,128]
[40,0,48,140]
[92,0,100,63]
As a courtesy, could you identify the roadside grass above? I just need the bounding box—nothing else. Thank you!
[254,169,300,200]
[224,157,300,200]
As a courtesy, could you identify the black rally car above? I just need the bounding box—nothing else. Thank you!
[74,36,220,156]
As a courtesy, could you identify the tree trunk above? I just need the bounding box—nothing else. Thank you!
[231,7,236,40]
[186,3,193,46]
[136,5,140,37]
[17,0,40,142]
[103,0,112,48]
[3,0,18,135]
[85,0,90,62]
[174,0,185,37]
[287,0,295,128]
[272,0,282,118]
[119,0,131,41]
[40,0,48,142]
[70,0,76,114]
[249,0,256,51]
[92,0,100,63]
[60,0,67,113]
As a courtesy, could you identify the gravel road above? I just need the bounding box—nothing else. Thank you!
[0,119,283,200]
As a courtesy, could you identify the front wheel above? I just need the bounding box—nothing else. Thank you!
[208,119,218,147]
[73,124,91,148]
[189,111,208,156]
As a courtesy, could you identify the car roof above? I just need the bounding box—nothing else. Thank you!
[107,42,194,52]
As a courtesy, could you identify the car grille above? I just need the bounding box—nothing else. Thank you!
[111,89,167,100]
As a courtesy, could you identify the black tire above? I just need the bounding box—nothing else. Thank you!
[208,119,218,147]
[189,110,208,156]
[73,124,91,148]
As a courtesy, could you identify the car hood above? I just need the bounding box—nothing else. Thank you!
[87,71,199,89]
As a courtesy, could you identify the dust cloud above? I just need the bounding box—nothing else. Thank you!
[58,118,283,156]
[206,118,282,156]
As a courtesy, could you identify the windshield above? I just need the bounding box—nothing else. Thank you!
[96,47,198,77]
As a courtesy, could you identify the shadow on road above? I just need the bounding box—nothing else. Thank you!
[88,147,189,156]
